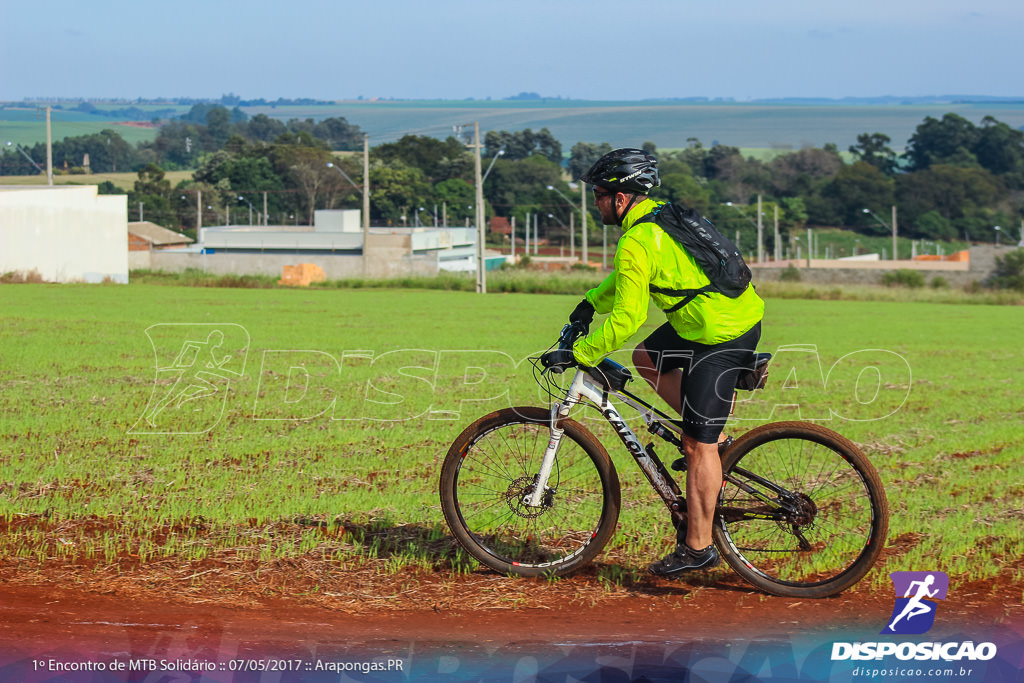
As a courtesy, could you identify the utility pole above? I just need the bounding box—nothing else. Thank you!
[569,211,575,260]
[471,123,486,293]
[263,192,268,226]
[363,134,371,277]
[524,211,530,255]
[756,194,763,264]
[196,190,202,231]
[581,183,588,265]
[773,204,780,261]
[46,105,53,185]
[892,204,899,260]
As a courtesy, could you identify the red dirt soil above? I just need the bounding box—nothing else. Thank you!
[2,560,1021,654]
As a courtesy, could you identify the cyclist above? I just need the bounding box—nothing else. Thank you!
[543,148,765,577]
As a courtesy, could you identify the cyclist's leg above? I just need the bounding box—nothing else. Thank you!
[679,323,762,549]
[633,343,682,415]
[680,434,722,550]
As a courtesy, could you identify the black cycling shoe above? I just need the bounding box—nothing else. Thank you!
[648,543,721,577]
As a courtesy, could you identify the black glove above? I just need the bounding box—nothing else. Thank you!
[569,299,595,327]
[540,348,578,374]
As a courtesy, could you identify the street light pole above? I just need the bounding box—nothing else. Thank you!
[483,148,504,183]
[472,122,486,294]
[5,141,45,174]
[862,207,899,259]
[327,155,371,275]
[238,196,254,226]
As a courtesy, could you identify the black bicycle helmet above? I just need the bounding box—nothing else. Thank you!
[580,148,660,194]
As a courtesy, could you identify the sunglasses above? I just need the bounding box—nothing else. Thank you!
[592,188,616,199]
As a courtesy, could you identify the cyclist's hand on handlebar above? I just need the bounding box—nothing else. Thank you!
[569,299,595,328]
[540,348,578,374]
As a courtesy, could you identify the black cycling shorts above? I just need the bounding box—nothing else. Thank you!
[639,321,761,444]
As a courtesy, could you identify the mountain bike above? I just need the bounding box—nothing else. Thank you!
[438,322,889,598]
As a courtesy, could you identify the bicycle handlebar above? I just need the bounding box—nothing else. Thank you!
[558,321,587,351]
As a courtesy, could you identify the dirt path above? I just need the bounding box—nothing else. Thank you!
[1,563,1021,681]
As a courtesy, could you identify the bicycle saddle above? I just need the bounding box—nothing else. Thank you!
[736,352,772,391]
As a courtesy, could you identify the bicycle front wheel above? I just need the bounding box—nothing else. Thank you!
[713,421,889,598]
[439,406,620,577]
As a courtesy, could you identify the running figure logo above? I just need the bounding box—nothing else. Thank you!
[131,324,249,434]
[881,571,949,635]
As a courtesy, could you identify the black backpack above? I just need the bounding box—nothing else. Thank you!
[638,203,752,313]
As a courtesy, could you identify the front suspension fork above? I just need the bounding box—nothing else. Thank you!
[524,386,580,508]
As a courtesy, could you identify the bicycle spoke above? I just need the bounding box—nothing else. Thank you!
[714,423,887,596]
[447,415,610,570]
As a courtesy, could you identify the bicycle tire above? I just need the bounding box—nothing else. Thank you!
[712,421,889,598]
[439,406,620,577]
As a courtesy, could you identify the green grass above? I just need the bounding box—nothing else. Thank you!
[129,266,606,295]
[0,285,1021,592]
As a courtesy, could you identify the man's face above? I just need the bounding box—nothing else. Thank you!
[592,187,619,225]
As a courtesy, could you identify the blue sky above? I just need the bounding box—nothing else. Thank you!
[1,0,1020,101]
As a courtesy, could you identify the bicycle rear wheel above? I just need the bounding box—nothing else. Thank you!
[713,421,888,598]
[439,406,619,577]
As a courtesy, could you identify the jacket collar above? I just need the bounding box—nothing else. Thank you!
[621,197,663,231]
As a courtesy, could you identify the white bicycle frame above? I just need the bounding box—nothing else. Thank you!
[524,366,680,508]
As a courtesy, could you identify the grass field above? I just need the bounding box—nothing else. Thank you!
[0,285,1021,591]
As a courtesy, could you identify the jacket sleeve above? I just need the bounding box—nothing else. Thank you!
[585,271,617,314]
[573,238,651,366]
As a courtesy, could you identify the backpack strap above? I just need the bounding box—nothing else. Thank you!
[633,205,664,226]
[649,284,716,312]
[641,204,716,312]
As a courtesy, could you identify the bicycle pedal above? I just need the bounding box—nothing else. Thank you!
[670,457,686,472]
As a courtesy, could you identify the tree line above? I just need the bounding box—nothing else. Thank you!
[1,104,1021,248]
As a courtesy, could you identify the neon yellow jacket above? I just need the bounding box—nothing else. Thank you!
[572,197,765,367]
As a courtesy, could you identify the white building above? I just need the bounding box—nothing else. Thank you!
[0,185,128,283]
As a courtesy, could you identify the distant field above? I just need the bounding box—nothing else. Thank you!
[0,170,193,191]
[238,100,1024,149]
[5,100,1024,150]
[0,119,159,148]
